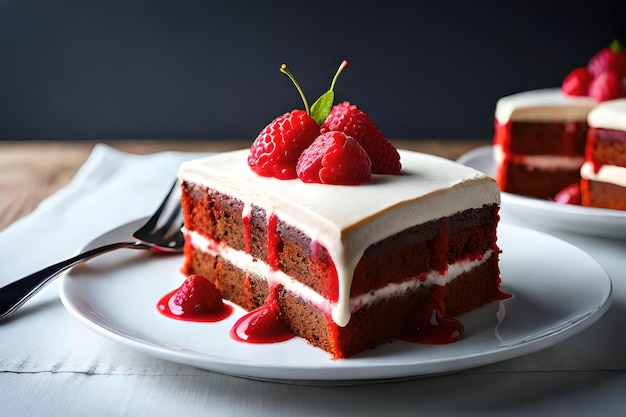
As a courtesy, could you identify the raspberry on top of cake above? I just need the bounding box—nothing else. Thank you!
[581,98,626,210]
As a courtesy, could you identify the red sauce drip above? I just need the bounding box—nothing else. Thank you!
[311,240,338,301]
[580,178,591,203]
[243,211,251,254]
[491,287,513,302]
[326,258,339,302]
[229,290,294,344]
[157,275,233,322]
[493,120,511,152]
[267,213,281,270]
[310,240,320,261]
[399,299,464,345]
[493,120,511,189]
[586,128,603,174]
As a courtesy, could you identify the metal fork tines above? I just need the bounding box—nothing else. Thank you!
[133,180,184,251]
[0,180,185,320]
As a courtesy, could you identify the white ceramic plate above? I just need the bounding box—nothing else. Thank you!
[458,146,626,239]
[60,218,612,384]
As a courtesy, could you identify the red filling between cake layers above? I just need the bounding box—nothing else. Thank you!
[494,120,587,199]
[180,181,503,358]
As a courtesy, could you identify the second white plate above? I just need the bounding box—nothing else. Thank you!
[60,219,612,384]
[458,146,626,239]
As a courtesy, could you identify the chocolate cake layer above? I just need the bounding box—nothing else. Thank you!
[495,161,581,199]
[185,246,500,358]
[587,128,626,168]
[182,182,499,298]
[495,121,587,156]
[278,284,431,358]
[581,179,626,211]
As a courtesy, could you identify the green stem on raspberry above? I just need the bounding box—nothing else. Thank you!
[309,60,349,126]
[609,39,625,52]
[329,60,349,91]
[280,64,310,114]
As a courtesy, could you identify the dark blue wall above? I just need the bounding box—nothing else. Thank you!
[1,0,624,140]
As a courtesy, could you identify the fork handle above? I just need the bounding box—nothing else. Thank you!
[0,241,151,320]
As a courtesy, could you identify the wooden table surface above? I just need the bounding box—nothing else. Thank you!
[0,139,488,231]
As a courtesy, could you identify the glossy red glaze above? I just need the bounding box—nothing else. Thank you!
[399,300,464,345]
[229,294,294,344]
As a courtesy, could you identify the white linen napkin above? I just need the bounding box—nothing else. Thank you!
[0,143,209,374]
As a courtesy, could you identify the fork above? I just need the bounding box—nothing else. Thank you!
[0,180,185,320]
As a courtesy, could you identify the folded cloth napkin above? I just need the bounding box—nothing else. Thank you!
[0,143,209,374]
[1,143,207,280]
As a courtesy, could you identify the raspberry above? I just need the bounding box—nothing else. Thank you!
[296,131,372,185]
[171,275,224,315]
[587,40,626,77]
[588,70,626,102]
[588,46,617,76]
[248,110,320,179]
[554,183,581,205]
[561,67,593,96]
[321,102,401,175]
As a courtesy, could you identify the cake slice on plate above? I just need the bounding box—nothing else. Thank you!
[178,149,503,358]
[493,88,596,199]
[175,61,505,359]
[581,99,626,210]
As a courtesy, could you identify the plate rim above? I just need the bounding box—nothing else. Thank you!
[59,218,613,384]
[457,145,626,220]
[458,146,626,240]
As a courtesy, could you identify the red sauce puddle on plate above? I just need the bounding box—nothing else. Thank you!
[157,275,233,322]
[229,290,294,344]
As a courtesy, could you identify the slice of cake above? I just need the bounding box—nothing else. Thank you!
[581,99,626,210]
[493,40,626,200]
[493,88,596,199]
[178,149,502,358]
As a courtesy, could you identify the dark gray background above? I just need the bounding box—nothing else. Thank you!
[1,0,624,141]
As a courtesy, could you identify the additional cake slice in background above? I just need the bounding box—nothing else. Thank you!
[493,40,626,201]
[581,99,626,210]
[493,88,596,199]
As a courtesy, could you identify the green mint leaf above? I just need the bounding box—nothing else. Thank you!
[310,90,334,125]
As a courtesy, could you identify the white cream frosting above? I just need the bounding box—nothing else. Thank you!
[178,149,500,327]
[494,144,584,170]
[495,88,597,124]
[581,161,626,187]
[587,99,626,131]
[185,228,494,317]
